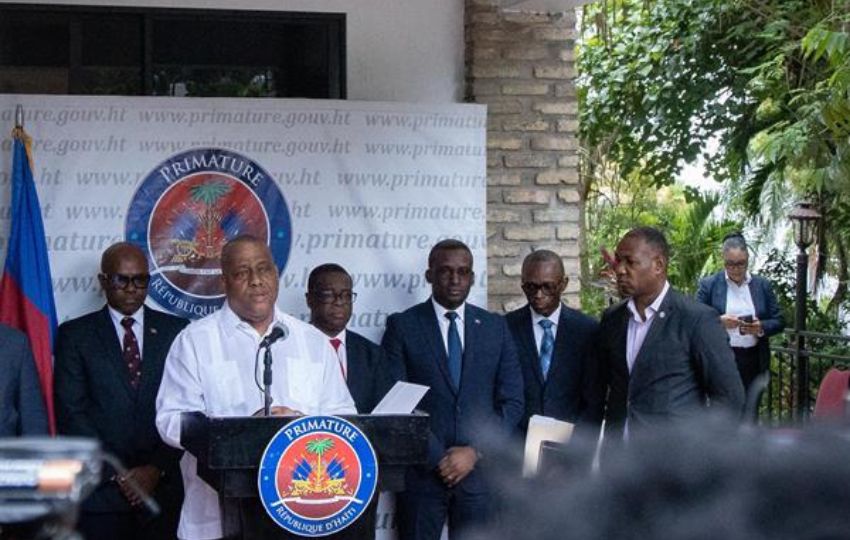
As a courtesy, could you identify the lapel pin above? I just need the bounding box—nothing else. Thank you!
[150,327,158,335]
[475,319,481,325]
[659,311,666,319]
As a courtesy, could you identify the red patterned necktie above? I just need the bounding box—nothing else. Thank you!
[121,317,142,389]
[329,338,346,380]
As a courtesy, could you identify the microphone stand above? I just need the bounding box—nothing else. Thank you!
[263,345,274,417]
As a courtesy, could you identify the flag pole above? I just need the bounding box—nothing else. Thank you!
[15,104,23,129]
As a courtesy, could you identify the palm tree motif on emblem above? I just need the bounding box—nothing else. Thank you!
[288,437,349,497]
[189,180,231,259]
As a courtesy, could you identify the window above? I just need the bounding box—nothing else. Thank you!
[0,5,346,98]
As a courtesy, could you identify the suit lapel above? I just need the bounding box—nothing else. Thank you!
[461,305,483,395]
[95,306,135,398]
[611,306,629,378]
[138,307,166,401]
[417,302,457,396]
[748,278,764,315]
[344,332,364,394]
[519,307,545,387]
[549,305,574,385]
[715,274,728,313]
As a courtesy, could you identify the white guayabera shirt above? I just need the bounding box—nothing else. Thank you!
[156,302,356,540]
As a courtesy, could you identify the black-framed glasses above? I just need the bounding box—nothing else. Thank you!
[311,290,357,304]
[101,273,150,290]
[723,260,748,269]
[521,282,562,296]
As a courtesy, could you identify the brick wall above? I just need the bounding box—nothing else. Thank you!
[464,0,581,312]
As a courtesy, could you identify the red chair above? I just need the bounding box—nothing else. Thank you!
[813,368,850,419]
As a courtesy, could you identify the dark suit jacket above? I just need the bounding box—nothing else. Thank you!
[54,306,188,513]
[345,329,395,414]
[0,323,48,436]
[696,271,784,372]
[382,300,524,494]
[599,288,745,438]
[505,304,601,431]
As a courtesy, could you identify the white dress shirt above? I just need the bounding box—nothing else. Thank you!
[107,305,145,356]
[724,272,757,348]
[531,304,561,353]
[432,298,466,352]
[155,302,356,540]
[625,281,670,373]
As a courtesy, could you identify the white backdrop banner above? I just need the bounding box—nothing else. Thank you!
[0,95,487,342]
[0,95,485,540]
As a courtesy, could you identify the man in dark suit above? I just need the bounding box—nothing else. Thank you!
[0,322,48,436]
[54,242,188,540]
[306,263,394,414]
[505,250,601,433]
[306,262,394,540]
[599,227,744,439]
[382,239,524,540]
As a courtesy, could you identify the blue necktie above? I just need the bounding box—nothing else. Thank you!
[445,312,462,389]
[539,319,554,380]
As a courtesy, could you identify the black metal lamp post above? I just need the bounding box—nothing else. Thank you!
[788,201,821,420]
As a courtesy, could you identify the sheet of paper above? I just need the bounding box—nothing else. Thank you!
[370,382,429,414]
[523,414,574,477]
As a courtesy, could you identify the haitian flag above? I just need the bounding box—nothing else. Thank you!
[0,126,57,433]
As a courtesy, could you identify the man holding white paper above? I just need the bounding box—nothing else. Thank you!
[306,263,396,414]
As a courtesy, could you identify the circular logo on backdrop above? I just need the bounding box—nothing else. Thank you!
[125,148,291,319]
[258,416,379,537]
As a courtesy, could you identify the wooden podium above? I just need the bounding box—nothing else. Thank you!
[180,412,429,539]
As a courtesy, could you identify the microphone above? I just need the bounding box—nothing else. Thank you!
[259,322,289,349]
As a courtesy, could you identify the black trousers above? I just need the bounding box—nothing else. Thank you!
[77,476,182,540]
[396,488,491,540]
[733,346,762,393]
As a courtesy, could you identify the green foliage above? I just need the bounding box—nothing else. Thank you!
[578,0,850,322]
[581,169,739,315]
[758,248,845,335]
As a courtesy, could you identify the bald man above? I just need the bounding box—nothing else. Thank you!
[505,250,602,434]
[55,242,188,540]
[156,235,355,540]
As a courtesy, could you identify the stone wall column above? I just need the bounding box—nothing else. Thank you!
[465,0,581,312]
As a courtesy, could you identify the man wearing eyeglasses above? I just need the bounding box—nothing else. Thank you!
[505,250,602,434]
[306,263,394,415]
[306,263,394,540]
[382,239,523,540]
[54,242,188,540]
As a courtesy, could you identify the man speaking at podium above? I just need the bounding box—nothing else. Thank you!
[156,235,355,540]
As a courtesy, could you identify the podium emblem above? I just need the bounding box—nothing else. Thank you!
[258,416,378,537]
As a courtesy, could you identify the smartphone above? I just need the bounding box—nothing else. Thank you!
[739,314,754,324]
